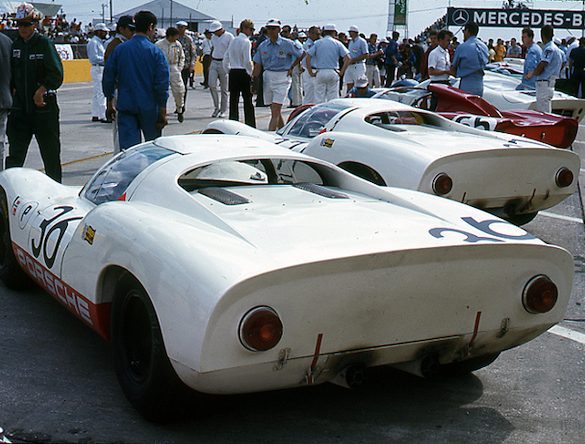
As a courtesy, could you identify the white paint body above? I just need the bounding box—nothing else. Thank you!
[207,99,580,218]
[0,136,574,395]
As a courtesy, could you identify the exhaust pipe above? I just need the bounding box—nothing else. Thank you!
[330,364,366,389]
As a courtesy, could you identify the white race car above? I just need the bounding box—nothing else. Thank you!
[205,99,580,225]
[0,135,573,421]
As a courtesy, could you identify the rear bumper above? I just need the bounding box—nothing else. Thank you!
[172,322,554,394]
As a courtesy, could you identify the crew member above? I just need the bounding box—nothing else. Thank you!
[208,20,234,118]
[384,31,400,86]
[346,76,375,98]
[199,29,212,88]
[156,27,185,122]
[6,3,64,182]
[252,19,303,130]
[302,26,321,104]
[428,29,452,83]
[569,38,585,98]
[532,25,563,113]
[224,19,256,127]
[87,23,109,122]
[176,21,196,112]
[306,24,350,104]
[344,25,368,91]
[451,22,488,97]
[518,27,541,91]
[0,31,11,169]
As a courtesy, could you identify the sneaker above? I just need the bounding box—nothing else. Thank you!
[217,111,225,118]
[211,109,220,118]
[178,112,184,123]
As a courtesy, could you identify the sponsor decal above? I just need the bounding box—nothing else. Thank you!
[429,216,535,243]
[11,196,21,216]
[82,224,96,245]
[447,7,585,29]
[28,53,44,60]
[320,138,335,148]
[12,49,21,58]
[13,244,111,339]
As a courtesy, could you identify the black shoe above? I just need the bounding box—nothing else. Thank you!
[92,117,99,122]
[99,118,113,123]
[200,82,207,86]
[178,112,184,123]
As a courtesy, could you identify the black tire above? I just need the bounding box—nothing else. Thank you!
[505,212,538,226]
[202,128,224,134]
[0,190,32,290]
[111,277,188,422]
[338,163,386,186]
[437,353,500,377]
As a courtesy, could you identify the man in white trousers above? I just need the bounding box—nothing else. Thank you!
[87,23,109,122]
[208,20,234,117]
[156,27,185,122]
[306,24,350,104]
[302,26,320,104]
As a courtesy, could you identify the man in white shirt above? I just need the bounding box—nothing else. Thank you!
[200,29,213,88]
[208,20,234,117]
[428,29,453,83]
[87,23,109,122]
[223,19,256,127]
[302,26,321,104]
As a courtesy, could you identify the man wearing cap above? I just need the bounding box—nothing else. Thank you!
[0,31,11,169]
[199,29,213,88]
[346,76,375,98]
[6,2,63,182]
[345,25,368,91]
[156,27,186,123]
[532,25,563,113]
[87,23,109,122]
[207,20,234,118]
[450,22,488,97]
[306,24,350,104]
[103,10,169,150]
[252,19,303,130]
[103,15,135,153]
[176,21,196,111]
[223,19,256,127]
[301,26,321,104]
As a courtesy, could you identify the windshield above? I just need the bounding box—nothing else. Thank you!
[365,111,444,132]
[282,103,352,138]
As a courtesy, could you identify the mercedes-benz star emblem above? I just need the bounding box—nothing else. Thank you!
[452,9,469,26]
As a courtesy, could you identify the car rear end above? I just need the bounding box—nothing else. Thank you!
[418,147,579,218]
[173,242,572,394]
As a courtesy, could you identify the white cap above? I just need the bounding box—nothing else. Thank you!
[266,18,282,28]
[176,20,188,27]
[208,20,223,32]
[554,38,561,45]
[348,25,359,33]
[323,24,337,32]
[94,23,108,32]
[298,31,307,38]
[355,76,369,88]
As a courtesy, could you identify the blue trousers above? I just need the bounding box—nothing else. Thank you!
[459,76,484,97]
[117,108,161,150]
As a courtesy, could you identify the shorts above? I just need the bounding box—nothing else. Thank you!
[343,63,366,84]
[263,70,292,105]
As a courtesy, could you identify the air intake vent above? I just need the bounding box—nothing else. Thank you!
[198,188,250,205]
[294,183,349,199]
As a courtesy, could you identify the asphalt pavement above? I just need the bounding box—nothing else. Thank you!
[0,81,584,444]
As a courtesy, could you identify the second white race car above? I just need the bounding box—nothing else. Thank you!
[205,99,580,225]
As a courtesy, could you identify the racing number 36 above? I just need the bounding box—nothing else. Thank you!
[31,206,83,269]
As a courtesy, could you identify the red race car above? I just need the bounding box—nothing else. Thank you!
[375,83,578,149]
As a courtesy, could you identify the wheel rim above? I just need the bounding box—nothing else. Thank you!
[121,291,153,384]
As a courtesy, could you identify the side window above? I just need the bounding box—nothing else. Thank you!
[84,145,174,204]
[275,160,324,185]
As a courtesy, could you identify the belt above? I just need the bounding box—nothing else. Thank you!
[536,79,551,82]
[212,57,223,61]
[92,64,103,67]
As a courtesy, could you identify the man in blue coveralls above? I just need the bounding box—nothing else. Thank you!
[518,27,542,91]
[450,22,488,97]
[103,10,169,150]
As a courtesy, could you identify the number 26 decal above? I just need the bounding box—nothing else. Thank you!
[429,217,535,243]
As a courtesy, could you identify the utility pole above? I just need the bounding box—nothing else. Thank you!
[170,0,173,28]
[110,0,113,25]
[101,3,107,23]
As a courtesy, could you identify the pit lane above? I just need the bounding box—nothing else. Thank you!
[0,83,583,444]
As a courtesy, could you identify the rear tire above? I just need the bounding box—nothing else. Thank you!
[338,163,386,186]
[438,353,500,377]
[0,190,32,290]
[202,128,224,134]
[505,212,538,226]
[111,277,189,422]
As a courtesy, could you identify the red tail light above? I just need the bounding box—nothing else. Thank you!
[432,173,453,195]
[239,306,283,351]
[522,275,558,314]
[555,167,573,188]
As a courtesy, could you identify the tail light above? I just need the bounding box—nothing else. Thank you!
[555,167,573,188]
[432,173,453,195]
[522,275,558,314]
[239,306,283,351]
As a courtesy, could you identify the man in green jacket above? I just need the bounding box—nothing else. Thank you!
[6,3,64,182]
